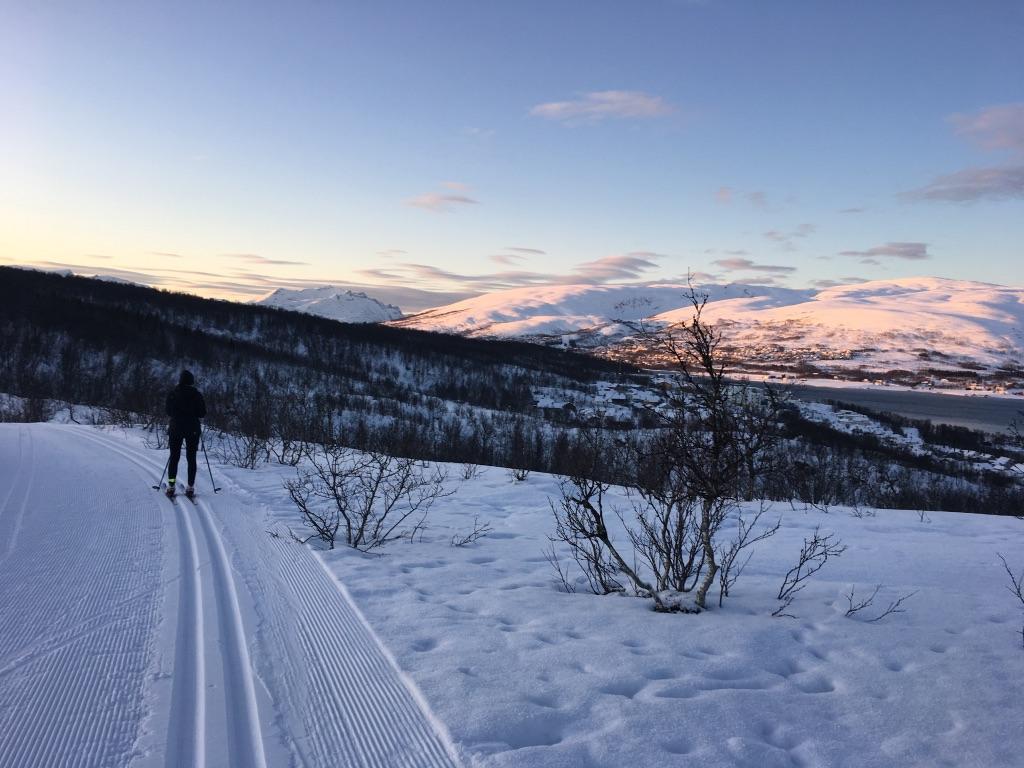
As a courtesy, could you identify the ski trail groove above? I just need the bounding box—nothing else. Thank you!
[69,429,219,768]
[0,425,162,768]
[50,427,462,767]
[76,429,267,768]
[194,496,269,768]
[0,425,34,562]
[165,494,206,768]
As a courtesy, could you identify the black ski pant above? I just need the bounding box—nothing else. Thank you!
[169,427,201,486]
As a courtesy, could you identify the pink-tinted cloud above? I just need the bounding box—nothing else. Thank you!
[810,276,868,289]
[572,252,662,281]
[406,191,479,212]
[713,257,796,274]
[949,103,1024,153]
[530,90,674,122]
[223,253,309,266]
[904,165,1024,202]
[839,242,930,260]
[763,223,815,251]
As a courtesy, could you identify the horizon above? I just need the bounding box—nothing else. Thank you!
[2,1,1022,304]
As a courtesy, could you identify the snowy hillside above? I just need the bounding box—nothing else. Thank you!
[394,277,1024,381]
[392,283,811,337]
[258,285,404,322]
[4,423,1022,767]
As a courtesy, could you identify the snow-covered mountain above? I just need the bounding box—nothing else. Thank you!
[390,282,812,337]
[257,286,403,323]
[393,277,1024,380]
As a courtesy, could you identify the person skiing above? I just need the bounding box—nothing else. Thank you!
[165,370,207,499]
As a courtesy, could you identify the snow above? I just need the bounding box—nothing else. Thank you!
[2,422,1023,767]
[0,424,459,768]
[393,282,810,338]
[393,277,1024,379]
[257,285,404,323]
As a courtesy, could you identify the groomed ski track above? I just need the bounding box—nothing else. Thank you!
[0,423,462,768]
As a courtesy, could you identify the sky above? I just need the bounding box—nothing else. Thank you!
[1,0,1022,310]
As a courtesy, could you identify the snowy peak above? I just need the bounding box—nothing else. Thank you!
[257,286,403,323]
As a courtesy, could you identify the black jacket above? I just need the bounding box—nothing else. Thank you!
[166,385,207,434]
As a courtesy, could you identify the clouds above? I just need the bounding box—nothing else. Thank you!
[713,257,796,275]
[354,251,663,292]
[949,103,1024,153]
[573,252,662,281]
[903,165,1024,202]
[907,103,1024,203]
[810,276,868,289]
[714,186,769,209]
[224,253,310,266]
[763,223,815,251]
[529,90,674,122]
[839,242,931,261]
[505,246,546,255]
[406,192,479,213]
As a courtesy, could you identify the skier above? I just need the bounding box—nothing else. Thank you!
[165,370,207,499]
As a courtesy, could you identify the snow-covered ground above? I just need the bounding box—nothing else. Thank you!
[2,423,1023,767]
[0,424,459,768]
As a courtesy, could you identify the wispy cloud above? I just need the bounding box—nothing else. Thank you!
[763,223,815,251]
[406,184,479,212]
[714,186,770,209]
[375,249,407,258]
[149,251,185,259]
[355,251,664,292]
[839,242,930,260]
[905,104,1024,203]
[810,276,868,289]
[839,207,866,214]
[530,90,674,122]
[746,191,768,209]
[491,246,546,265]
[490,253,527,266]
[903,165,1024,202]
[949,103,1024,153]
[223,253,310,266]
[2,257,476,311]
[572,252,662,281]
[713,257,796,274]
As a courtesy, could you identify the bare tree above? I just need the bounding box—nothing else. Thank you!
[286,442,452,551]
[632,283,786,609]
[450,515,493,547]
[844,584,917,622]
[773,526,846,618]
[998,553,1024,648]
[549,473,639,599]
[717,503,781,606]
[460,462,483,481]
[548,286,785,612]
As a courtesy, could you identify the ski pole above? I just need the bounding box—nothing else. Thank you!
[152,456,169,491]
[200,431,222,493]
